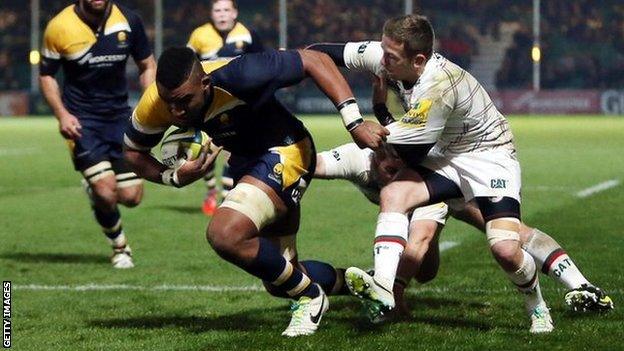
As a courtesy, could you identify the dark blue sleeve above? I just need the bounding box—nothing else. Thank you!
[247,30,265,53]
[39,57,61,76]
[128,12,152,61]
[213,49,305,107]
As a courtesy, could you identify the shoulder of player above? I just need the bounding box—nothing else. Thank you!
[109,3,145,31]
[231,22,253,35]
[190,22,218,37]
[133,83,172,128]
[44,5,77,33]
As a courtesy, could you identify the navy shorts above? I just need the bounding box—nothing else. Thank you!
[67,116,130,172]
[228,137,316,208]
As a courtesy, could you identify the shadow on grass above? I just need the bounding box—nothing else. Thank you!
[148,204,203,214]
[0,252,106,265]
[88,306,286,333]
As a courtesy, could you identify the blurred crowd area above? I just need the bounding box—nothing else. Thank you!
[1,0,623,91]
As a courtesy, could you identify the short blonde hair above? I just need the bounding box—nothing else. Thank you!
[383,15,434,58]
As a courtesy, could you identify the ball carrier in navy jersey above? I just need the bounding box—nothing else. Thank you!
[124,47,388,336]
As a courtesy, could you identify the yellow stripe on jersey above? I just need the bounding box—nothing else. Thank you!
[131,60,239,133]
[271,138,313,190]
[205,87,246,122]
[132,83,172,132]
[187,22,252,59]
[42,5,96,60]
[103,5,131,35]
[42,4,131,61]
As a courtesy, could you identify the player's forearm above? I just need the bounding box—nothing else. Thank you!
[39,75,70,119]
[124,148,168,184]
[299,50,355,105]
[137,55,157,90]
[299,50,364,130]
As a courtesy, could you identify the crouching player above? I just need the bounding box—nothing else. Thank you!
[314,141,614,323]
[123,47,388,336]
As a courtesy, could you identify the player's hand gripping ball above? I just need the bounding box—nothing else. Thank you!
[160,127,212,168]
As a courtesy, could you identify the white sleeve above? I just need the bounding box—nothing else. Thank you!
[317,143,372,183]
[343,41,384,76]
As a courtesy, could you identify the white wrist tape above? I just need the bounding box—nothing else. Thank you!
[161,168,180,187]
[338,99,364,131]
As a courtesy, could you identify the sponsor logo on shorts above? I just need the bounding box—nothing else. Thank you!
[268,163,284,185]
[490,179,508,189]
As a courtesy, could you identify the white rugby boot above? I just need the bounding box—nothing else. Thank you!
[529,303,554,334]
[282,284,329,337]
[111,245,134,269]
[345,267,395,323]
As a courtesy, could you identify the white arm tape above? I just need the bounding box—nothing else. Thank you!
[161,169,180,187]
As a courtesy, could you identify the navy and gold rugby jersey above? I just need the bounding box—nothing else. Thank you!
[125,50,309,157]
[187,22,263,60]
[40,2,151,118]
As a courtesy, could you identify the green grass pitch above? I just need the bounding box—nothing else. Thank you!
[0,115,622,350]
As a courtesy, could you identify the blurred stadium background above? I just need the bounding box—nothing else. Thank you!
[1,2,623,349]
[1,0,624,116]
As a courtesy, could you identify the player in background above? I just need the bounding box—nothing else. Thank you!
[123,47,387,336]
[308,15,555,333]
[39,0,156,268]
[314,141,614,319]
[187,0,265,216]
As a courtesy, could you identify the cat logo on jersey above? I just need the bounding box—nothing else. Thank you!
[400,99,432,128]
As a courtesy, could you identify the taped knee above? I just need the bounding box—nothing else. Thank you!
[486,217,520,247]
[220,183,278,230]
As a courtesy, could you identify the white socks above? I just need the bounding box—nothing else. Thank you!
[373,212,409,290]
[523,228,590,290]
[506,249,545,313]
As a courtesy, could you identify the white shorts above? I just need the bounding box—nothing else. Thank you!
[410,202,448,225]
[421,149,522,203]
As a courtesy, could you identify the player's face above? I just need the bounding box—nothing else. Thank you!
[80,0,109,14]
[380,35,419,82]
[371,145,405,186]
[158,66,210,127]
[211,0,238,32]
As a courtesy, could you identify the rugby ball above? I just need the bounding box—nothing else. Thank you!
[160,127,211,168]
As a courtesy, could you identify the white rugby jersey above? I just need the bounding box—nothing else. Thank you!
[343,41,516,155]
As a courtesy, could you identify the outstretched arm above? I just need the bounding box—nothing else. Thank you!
[298,49,388,149]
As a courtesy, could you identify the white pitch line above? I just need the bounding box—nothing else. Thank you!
[15,283,621,295]
[15,284,265,292]
[0,147,38,157]
[575,179,620,198]
[439,240,459,252]
[14,241,462,293]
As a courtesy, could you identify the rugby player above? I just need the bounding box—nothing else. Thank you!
[308,14,556,333]
[39,0,156,268]
[314,141,614,319]
[123,47,387,337]
[186,0,265,215]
